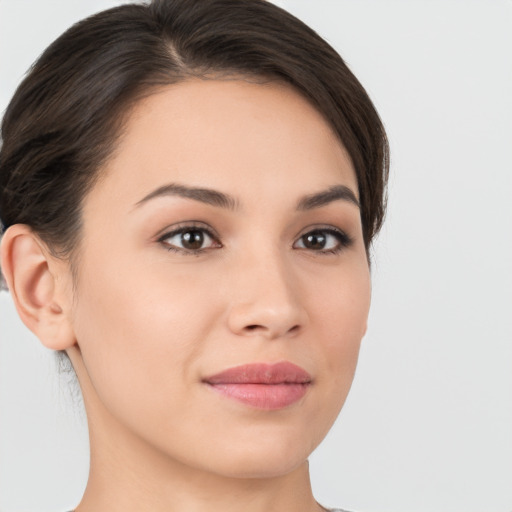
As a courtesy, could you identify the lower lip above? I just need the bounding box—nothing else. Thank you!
[206,382,310,410]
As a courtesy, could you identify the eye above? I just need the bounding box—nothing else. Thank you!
[293,228,352,254]
[158,224,221,254]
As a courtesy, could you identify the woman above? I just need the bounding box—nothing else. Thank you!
[0,1,388,511]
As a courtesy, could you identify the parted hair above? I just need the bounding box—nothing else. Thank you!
[0,0,388,289]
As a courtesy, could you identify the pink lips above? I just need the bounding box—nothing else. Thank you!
[203,362,312,410]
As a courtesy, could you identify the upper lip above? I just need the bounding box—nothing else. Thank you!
[203,361,312,385]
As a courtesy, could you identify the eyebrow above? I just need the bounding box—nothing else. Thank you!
[134,183,239,210]
[134,182,359,211]
[296,185,360,210]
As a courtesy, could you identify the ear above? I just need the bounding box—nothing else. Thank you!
[0,224,76,350]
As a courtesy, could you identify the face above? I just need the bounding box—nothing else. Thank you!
[67,79,371,479]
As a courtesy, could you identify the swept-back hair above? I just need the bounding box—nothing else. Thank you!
[0,0,388,283]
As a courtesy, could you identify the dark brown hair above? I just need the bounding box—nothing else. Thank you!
[0,0,388,282]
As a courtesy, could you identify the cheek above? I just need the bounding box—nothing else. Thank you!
[311,256,370,342]
[309,261,370,400]
[70,251,219,422]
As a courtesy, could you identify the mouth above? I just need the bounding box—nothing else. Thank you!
[202,361,312,410]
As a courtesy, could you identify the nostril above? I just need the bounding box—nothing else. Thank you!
[288,325,300,334]
[243,324,301,335]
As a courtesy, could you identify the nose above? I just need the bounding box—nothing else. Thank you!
[226,252,308,340]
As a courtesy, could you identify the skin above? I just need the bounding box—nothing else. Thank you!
[1,79,371,512]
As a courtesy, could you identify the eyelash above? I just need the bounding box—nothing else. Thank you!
[294,227,353,254]
[157,224,353,256]
[157,222,220,255]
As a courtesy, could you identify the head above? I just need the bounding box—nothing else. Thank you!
[0,0,388,481]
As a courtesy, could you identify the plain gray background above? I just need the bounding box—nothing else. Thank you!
[1,1,511,511]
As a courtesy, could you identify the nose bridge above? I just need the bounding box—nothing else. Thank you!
[226,244,307,339]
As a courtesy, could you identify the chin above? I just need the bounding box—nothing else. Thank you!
[191,425,321,480]
[210,452,309,480]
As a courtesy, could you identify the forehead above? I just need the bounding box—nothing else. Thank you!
[89,78,357,210]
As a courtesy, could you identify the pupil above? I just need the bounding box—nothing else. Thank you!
[304,232,326,249]
[182,230,204,249]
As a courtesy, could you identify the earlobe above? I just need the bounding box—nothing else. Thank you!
[0,225,76,350]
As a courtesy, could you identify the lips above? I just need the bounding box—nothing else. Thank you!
[203,362,312,410]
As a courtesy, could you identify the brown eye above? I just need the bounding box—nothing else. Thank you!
[294,228,352,254]
[159,226,220,253]
[301,232,327,250]
[180,230,205,250]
